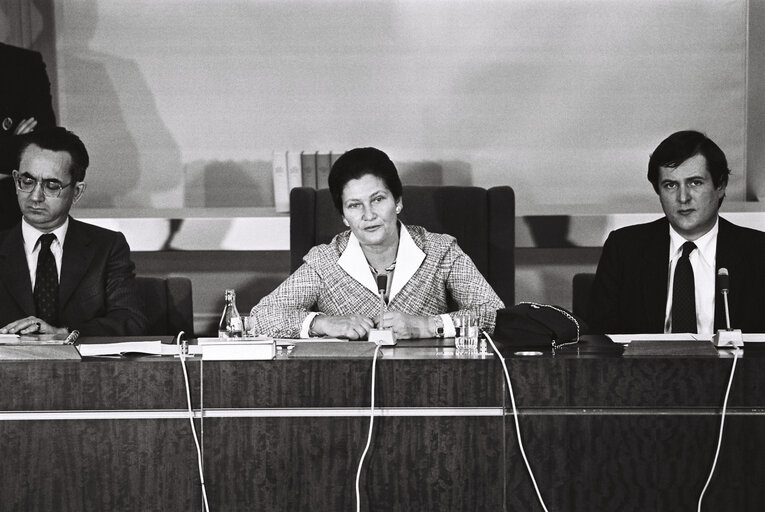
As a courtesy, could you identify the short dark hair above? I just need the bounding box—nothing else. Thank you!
[18,127,90,182]
[647,130,730,193]
[328,147,403,213]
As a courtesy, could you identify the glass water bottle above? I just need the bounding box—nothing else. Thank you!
[218,289,243,339]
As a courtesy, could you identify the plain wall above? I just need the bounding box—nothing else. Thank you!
[2,0,756,211]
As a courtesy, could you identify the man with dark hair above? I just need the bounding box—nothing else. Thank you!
[587,130,765,334]
[0,127,147,336]
[0,42,57,230]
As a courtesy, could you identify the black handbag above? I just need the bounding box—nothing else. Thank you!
[494,302,587,348]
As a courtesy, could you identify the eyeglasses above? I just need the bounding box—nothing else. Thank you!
[13,171,74,198]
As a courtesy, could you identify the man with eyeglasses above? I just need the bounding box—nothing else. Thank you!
[0,127,147,336]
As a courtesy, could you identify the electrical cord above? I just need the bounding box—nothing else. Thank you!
[355,342,383,512]
[697,347,740,512]
[177,331,211,512]
[483,330,550,512]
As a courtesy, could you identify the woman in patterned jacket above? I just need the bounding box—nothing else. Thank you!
[250,147,504,340]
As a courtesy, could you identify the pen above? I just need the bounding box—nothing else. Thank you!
[64,330,80,345]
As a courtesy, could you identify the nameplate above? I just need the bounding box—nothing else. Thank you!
[0,345,82,361]
[198,337,275,360]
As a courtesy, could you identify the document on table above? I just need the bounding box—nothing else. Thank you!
[276,337,345,344]
[607,333,713,344]
[77,340,202,356]
[608,333,765,344]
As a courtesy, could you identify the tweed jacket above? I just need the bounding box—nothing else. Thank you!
[251,224,504,339]
[0,218,148,336]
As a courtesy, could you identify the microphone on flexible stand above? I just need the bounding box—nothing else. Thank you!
[376,275,387,314]
[368,274,396,345]
[713,268,743,348]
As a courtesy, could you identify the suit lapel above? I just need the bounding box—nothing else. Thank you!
[642,219,670,332]
[389,225,425,302]
[714,218,740,330]
[0,224,35,314]
[337,233,379,296]
[59,219,96,308]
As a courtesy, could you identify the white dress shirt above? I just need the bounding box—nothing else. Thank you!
[22,218,69,289]
[663,219,718,334]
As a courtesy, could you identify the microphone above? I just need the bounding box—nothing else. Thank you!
[376,274,387,297]
[368,274,396,345]
[718,268,731,328]
[376,274,388,320]
[718,267,730,294]
[713,267,742,348]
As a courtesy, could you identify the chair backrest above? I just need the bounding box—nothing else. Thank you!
[289,185,515,305]
[135,276,194,336]
[572,272,596,319]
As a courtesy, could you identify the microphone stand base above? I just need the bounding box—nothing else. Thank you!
[714,329,743,348]
[369,329,397,346]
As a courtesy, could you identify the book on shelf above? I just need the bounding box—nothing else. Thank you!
[272,150,290,213]
[330,150,344,169]
[301,151,318,189]
[273,148,343,206]
[286,150,303,192]
[316,152,331,189]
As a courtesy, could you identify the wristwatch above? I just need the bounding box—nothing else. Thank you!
[431,315,444,338]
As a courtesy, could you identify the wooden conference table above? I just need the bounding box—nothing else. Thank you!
[1,336,763,511]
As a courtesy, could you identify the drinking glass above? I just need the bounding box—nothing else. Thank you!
[241,315,254,338]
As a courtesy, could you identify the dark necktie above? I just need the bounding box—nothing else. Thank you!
[671,241,697,333]
[34,233,59,326]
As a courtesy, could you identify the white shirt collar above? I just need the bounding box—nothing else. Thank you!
[668,217,718,266]
[22,217,70,252]
[338,223,425,301]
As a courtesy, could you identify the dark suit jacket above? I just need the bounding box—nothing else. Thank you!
[0,42,56,172]
[0,42,57,230]
[587,216,765,334]
[0,218,148,336]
